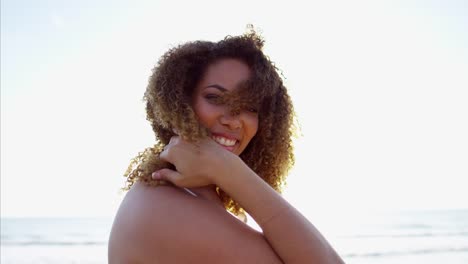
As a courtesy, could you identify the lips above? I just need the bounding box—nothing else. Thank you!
[211,133,239,151]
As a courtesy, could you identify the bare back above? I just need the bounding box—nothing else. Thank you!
[108,182,282,263]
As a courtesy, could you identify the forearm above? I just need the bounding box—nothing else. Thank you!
[216,158,344,264]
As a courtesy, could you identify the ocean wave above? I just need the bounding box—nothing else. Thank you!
[1,241,107,246]
[395,224,433,229]
[341,231,468,238]
[343,247,468,258]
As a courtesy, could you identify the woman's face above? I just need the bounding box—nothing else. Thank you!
[192,58,258,156]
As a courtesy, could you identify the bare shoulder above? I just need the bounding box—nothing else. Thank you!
[108,182,282,264]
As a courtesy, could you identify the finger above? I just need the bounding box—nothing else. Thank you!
[160,136,183,163]
[152,169,182,185]
[159,147,171,163]
[169,135,180,145]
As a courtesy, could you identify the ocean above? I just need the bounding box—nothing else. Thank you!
[328,209,468,264]
[1,209,467,263]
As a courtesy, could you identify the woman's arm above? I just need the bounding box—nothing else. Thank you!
[215,156,344,264]
[155,136,345,264]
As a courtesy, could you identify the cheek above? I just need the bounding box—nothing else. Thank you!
[245,115,259,139]
[193,102,218,128]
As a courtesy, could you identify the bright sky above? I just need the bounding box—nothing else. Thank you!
[1,0,467,219]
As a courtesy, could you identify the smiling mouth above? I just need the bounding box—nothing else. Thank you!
[212,135,238,149]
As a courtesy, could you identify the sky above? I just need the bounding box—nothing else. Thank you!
[1,0,467,219]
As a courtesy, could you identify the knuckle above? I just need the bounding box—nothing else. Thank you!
[169,136,176,145]
[159,148,167,157]
[172,136,180,143]
[159,149,172,162]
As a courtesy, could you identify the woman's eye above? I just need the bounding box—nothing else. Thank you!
[204,94,223,104]
[205,94,220,99]
[247,107,258,113]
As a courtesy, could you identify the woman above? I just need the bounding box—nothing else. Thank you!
[108,28,344,263]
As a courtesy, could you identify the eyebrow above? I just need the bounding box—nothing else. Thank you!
[204,84,228,92]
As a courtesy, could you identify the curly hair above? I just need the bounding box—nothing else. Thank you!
[123,27,296,216]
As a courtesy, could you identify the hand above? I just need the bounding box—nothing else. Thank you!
[152,136,237,188]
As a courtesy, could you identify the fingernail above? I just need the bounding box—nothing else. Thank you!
[152,172,161,179]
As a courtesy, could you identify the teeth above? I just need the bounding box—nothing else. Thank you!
[212,136,237,147]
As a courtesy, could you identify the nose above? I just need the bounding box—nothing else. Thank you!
[220,108,242,130]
